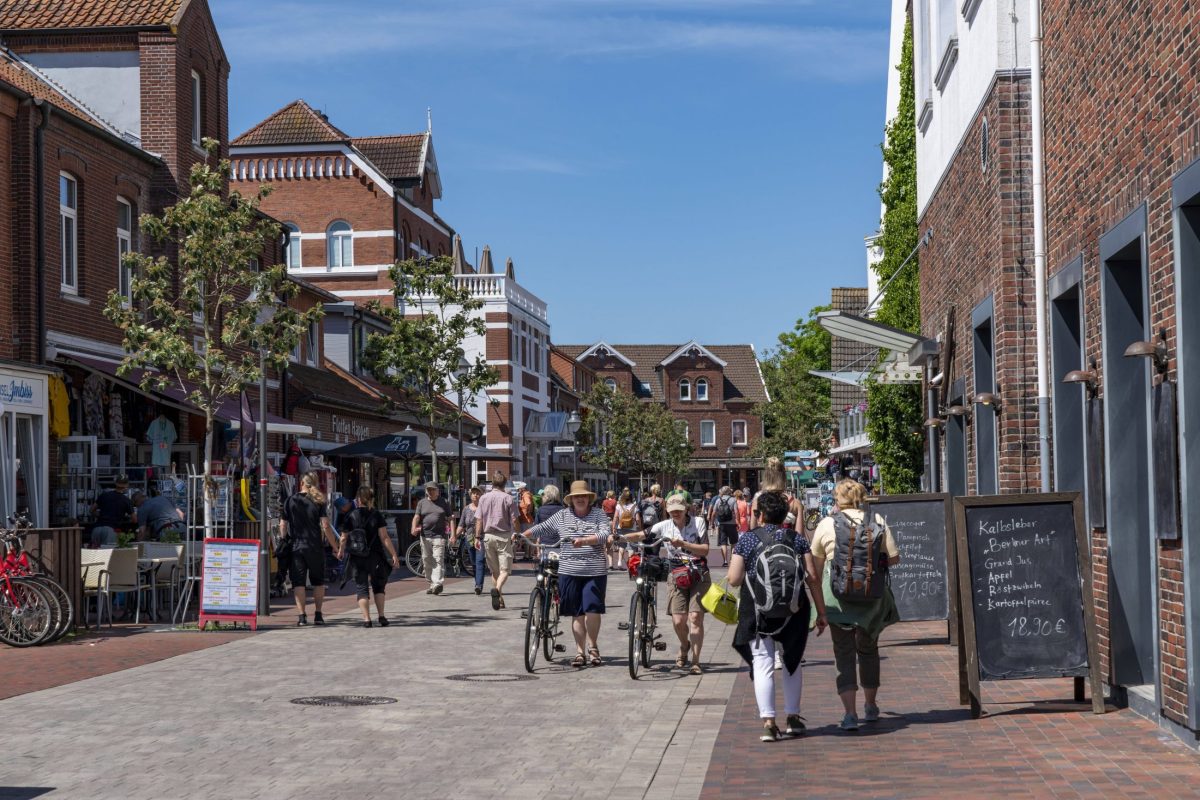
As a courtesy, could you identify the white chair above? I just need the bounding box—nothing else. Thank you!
[81,548,115,629]
[137,541,182,620]
[104,548,145,624]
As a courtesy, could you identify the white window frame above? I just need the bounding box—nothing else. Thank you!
[285,223,302,269]
[305,321,319,366]
[117,196,133,304]
[327,221,353,268]
[695,377,709,402]
[678,378,691,402]
[915,0,934,133]
[191,70,202,146]
[604,378,617,391]
[59,172,78,293]
[731,419,748,447]
[700,420,716,448]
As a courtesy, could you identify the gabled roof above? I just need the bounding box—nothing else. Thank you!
[231,99,349,147]
[352,134,425,181]
[0,0,189,31]
[574,341,636,368]
[558,343,768,404]
[660,341,728,369]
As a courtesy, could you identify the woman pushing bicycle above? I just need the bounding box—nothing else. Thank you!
[618,494,711,674]
[520,480,613,668]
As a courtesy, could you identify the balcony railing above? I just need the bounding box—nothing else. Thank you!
[440,275,548,323]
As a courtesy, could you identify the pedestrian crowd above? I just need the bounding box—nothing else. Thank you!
[276,457,899,743]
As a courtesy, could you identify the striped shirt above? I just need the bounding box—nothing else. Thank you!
[524,508,611,577]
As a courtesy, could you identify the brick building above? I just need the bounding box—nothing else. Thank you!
[905,0,1200,744]
[232,105,556,490]
[557,342,767,493]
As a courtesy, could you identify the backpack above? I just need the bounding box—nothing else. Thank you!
[618,504,634,529]
[639,498,661,527]
[715,496,735,523]
[746,527,806,636]
[830,509,889,602]
[344,509,371,559]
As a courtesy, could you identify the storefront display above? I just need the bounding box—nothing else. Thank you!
[0,366,52,527]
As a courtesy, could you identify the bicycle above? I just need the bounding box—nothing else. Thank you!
[404,535,476,579]
[618,541,668,679]
[803,508,821,532]
[0,513,68,646]
[523,543,565,673]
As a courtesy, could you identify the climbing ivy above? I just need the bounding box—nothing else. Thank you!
[866,16,925,494]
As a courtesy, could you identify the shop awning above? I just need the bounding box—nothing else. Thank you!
[817,310,926,352]
[524,411,568,441]
[322,431,519,461]
[64,354,312,435]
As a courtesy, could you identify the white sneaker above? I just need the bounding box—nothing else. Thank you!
[774,651,783,670]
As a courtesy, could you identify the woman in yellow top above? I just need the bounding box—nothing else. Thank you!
[810,479,900,731]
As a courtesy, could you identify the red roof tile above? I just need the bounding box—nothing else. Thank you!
[231,99,349,147]
[352,134,426,180]
[0,0,187,30]
[556,343,768,404]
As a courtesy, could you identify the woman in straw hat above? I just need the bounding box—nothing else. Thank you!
[521,480,614,668]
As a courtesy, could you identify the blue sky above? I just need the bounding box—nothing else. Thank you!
[212,0,891,354]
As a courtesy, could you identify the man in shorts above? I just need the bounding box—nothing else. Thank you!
[475,471,518,610]
[708,485,739,567]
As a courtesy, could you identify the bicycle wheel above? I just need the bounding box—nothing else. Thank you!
[628,592,644,680]
[405,540,424,577]
[0,577,55,647]
[641,598,655,669]
[804,509,820,532]
[524,587,544,673]
[32,576,72,642]
[542,583,559,662]
[460,541,477,578]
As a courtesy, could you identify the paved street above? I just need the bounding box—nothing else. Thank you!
[4,565,1200,800]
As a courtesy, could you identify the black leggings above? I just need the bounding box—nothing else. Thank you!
[353,555,391,600]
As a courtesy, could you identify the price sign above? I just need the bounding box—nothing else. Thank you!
[199,537,260,630]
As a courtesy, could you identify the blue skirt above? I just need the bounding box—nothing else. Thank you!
[558,574,607,616]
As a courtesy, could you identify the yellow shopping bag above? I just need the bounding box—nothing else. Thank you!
[701,578,738,625]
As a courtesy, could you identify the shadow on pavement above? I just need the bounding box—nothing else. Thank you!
[881,637,951,648]
[981,699,1110,718]
[384,613,492,629]
[0,789,55,799]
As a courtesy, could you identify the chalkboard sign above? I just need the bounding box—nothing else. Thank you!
[869,494,953,623]
[953,493,1103,717]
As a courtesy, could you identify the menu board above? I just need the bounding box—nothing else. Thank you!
[952,493,1104,718]
[870,495,951,622]
[200,538,259,618]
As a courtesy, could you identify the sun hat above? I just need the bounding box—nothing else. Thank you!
[563,480,596,502]
[665,496,688,513]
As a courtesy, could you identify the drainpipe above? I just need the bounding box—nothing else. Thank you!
[33,99,51,364]
[1029,0,1052,492]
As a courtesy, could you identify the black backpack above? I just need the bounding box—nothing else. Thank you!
[745,526,806,636]
[344,509,371,559]
[639,498,661,527]
[715,496,735,523]
[830,508,889,602]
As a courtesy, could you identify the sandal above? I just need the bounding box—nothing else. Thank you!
[689,664,702,676]
[676,648,689,669]
[571,653,586,668]
[588,647,601,667]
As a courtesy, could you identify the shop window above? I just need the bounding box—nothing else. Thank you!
[731,419,747,447]
[117,197,133,303]
[285,223,302,269]
[60,173,78,293]
[327,221,353,268]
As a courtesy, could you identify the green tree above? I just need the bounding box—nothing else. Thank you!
[754,304,834,457]
[866,16,925,493]
[104,139,322,531]
[582,384,692,488]
[364,256,498,487]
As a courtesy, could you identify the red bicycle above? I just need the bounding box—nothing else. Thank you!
[0,513,68,646]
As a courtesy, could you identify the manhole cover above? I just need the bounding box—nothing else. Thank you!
[445,673,538,683]
[291,696,397,707]
[686,698,727,706]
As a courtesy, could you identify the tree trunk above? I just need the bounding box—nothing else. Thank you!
[428,414,439,491]
[203,412,214,536]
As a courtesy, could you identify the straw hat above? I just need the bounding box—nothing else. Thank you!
[563,480,596,502]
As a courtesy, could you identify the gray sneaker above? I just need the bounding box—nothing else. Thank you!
[839,712,860,731]
[863,703,880,722]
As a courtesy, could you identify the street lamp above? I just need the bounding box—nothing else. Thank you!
[725,446,732,488]
[453,354,470,514]
[564,410,583,481]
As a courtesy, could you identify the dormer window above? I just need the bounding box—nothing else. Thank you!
[696,377,709,402]
[679,378,691,402]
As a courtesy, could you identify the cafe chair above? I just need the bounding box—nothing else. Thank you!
[80,548,115,629]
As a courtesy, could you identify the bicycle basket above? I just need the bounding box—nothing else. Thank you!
[540,551,560,577]
[639,554,669,583]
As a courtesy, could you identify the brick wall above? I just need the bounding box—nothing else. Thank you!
[830,287,870,417]
[1042,0,1199,727]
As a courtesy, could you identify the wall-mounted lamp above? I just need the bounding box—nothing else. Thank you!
[929,371,945,387]
[972,392,1002,411]
[923,417,946,430]
[946,404,972,417]
[1124,330,1169,373]
[1062,369,1099,393]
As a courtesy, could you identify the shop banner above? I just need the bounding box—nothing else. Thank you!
[199,537,259,630]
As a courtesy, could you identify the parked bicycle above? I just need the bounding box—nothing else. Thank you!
[404,536,476,579]
[523,543,565,673]
[0,513,64,647]
[618,541,668,679]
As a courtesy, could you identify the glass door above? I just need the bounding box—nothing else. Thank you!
[0,414,13,524]
[15,415,44,526]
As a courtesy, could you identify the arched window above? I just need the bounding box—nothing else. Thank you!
[604,378,617,392]
[679,378,691,402]
[285,223,302,269]
[327,221,353,268]
[695,377,709,402]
